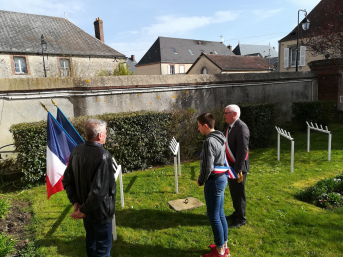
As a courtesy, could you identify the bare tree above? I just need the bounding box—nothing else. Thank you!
[302,0,343,58]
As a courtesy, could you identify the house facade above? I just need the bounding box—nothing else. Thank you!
[187,53,272,74]
[0,10,125,78]
[136,37,234,75]
[278,0,333,72]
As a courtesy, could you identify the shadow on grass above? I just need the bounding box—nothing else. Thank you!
[36,235,205,257]
[125,176,137,193]
[46,205,72,237]
[117,209,208,230]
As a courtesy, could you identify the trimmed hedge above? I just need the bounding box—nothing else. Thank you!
[11,111,172,182]
[292,100,336,128]
[240,103,276,149]
[11,103,276,182]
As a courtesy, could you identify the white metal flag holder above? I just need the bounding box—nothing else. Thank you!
[275,126,294,172]
[169,137,181,194]
[306,121,332,161]
[111,157,124,241]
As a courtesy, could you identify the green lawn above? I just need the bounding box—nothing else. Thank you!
[8,124,343,256]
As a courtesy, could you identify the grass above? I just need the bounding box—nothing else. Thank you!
[3,123,343,256]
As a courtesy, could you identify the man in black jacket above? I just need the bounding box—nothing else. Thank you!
[62,119,116,257]
[223,104,249,229]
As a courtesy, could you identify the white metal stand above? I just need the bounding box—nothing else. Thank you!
[111,157,124,241]
[306,121,332,161]
[169,137,181,194]
[275,126,294,172]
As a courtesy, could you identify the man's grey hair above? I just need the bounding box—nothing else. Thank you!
[225,104,241,118]
[84,119,107,140]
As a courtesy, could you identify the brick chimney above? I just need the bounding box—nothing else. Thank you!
[94,17,104,42]
[227,44,232,51]
[130,55,136,62]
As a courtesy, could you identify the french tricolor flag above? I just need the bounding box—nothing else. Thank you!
[57,107,84,145]
[46,112,77,199]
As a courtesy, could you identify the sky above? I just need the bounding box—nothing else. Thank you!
[0,0,321,62]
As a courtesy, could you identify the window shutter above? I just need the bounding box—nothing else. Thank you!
[283,48,289,68]
[300,46,306,66]
[175,65,178,74]
[167,65,170,74]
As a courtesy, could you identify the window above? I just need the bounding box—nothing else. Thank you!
[13,56,28,74]
[201,67,208,74]
[180,65,185,74]
[167,65,175,74]
[172,48,178,54]
[214,51,218,54]
[290,48,298,67]
[223,51,227,55]
[283,46,306,68]
[59,58,70,77]
[188,49,194,55]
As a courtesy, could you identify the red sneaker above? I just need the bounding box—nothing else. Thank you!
[203,248,229,257]
[209,245,230,256]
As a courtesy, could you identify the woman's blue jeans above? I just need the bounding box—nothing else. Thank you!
[204,175,228,247]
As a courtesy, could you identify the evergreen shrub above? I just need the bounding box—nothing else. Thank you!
[11,111,172,181]
[10,103,277,182]
[240,103,276,149]
[292,100,336,128]
[296,172,343,208]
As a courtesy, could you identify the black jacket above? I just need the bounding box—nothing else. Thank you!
[226,119,250,173]
[62,141,116,224]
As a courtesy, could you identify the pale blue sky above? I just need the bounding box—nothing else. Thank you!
[0,0,321,62]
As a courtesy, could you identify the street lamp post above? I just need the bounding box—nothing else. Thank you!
[41,35,47,77]
[296,9,310,72]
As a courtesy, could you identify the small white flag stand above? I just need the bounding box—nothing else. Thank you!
[169,137,181,194]
[306,121,332,161]
[275,126,294,172]
[111,157,124,241]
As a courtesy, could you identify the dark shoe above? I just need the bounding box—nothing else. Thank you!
[225,214,236,221]
[209,245,230,256]
[228,220,246,228]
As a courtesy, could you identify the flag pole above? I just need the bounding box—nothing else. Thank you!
[40,101,49,112]
[51,99,58,107]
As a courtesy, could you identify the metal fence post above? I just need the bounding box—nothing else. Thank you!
[291,139,294,172]
[328,132,332,161]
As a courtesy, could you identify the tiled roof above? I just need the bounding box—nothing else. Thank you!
[137,36,234,66]
[0,10,125,57]
[195,53,273,71]
[279,0,342,42]
[232,44,278,58]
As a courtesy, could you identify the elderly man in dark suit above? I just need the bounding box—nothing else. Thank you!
[223,104,249,228]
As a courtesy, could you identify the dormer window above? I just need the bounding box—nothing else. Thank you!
[188,49,194,55]
[172,48,178,54]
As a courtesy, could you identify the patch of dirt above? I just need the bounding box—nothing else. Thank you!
[0,200,32,253]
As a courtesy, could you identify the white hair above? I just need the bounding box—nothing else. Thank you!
[225,104,241,118]
[85,119,107,140]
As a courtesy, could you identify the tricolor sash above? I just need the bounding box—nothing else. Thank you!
[213,166,239,179]
[225,127,249,164]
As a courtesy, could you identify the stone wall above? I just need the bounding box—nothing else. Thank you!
[0,54,121,78]
[0,71,318,158]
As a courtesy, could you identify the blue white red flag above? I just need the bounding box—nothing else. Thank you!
[57,107,84,145]
[46,112,77,199]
